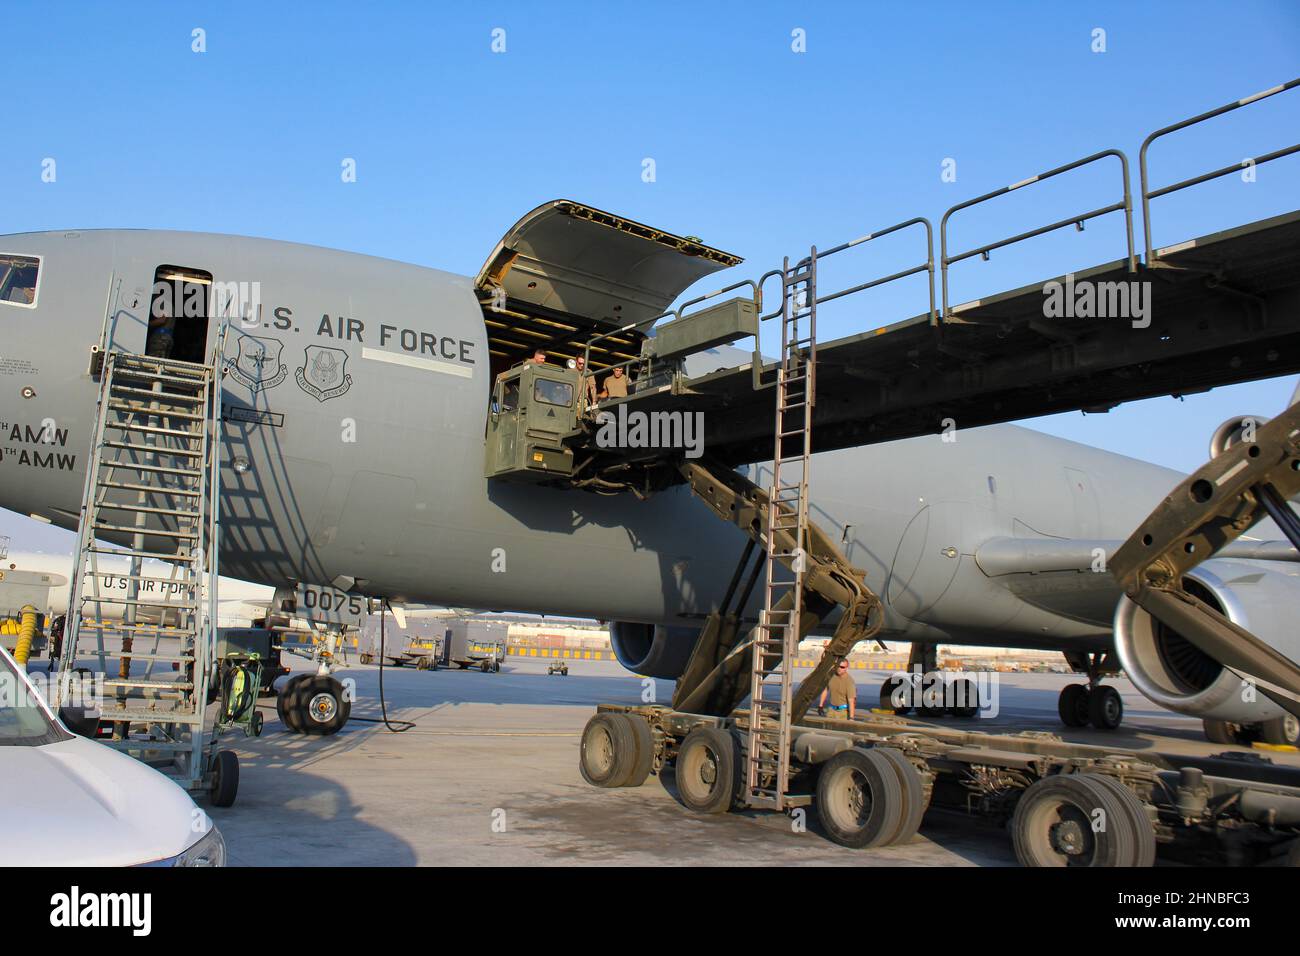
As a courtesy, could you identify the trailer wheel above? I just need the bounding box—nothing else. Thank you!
[276,674,310,733]
[815,747,903,849]
[359,653,374,665]
[210,750,239,808]
[296,675,351,736]
[1057,683,1090,728]
[879,675,912,715]
[579,713,637,788]
[874,747,928,845]
[1011,773,1141,867]
[621,714,655,788]
[675,726,740,814]
[1084,774,1156,867]
[1088,685,1123,730]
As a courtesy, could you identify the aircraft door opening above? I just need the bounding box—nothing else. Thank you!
[145,265,212,364]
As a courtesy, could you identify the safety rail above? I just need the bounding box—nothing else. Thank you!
[1140,77,1300,264]
[940,149,1136,320]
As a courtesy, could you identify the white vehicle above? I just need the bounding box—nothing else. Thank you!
[0,646,225,866]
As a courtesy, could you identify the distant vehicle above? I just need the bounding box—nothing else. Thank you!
[441,620,507,673]
[0,644,226,866]
[548,660,569,676]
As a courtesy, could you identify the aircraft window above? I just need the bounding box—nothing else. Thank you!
[534,378,573,407]
[0,254,40,309]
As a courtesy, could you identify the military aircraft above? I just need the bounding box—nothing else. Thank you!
[1,190,1298,745]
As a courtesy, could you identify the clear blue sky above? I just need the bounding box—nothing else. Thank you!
[3,0,1299,486]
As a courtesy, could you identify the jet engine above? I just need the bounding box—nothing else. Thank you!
[1114,560,1300,743]
[608,621,697,679]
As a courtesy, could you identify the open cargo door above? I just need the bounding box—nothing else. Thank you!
[476,200,741,373]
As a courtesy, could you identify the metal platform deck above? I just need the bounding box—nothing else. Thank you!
[614,209,1300,467]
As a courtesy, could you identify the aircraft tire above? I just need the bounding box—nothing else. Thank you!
[815,747,903,849]
[1257,714,1300,746]
[276,674,310,733]
[1011,773,1139,867]
[874,747,928,846]
[1202,719,1243,745]
[620,714,655,788]
[879,675,912,715]
[1088,685,1123,730]
[579,713,637,788]
[675,726,740,813]
[295,675,351,736]
[947,677,979,718]
[1057,683,1090,728]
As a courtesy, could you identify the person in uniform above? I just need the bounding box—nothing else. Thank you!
[604,365,629,399]
[818,657,856,719]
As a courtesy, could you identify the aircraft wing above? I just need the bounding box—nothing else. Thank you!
[974,536,1299,577]
[972,536,1298,629]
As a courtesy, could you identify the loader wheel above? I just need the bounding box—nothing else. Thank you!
[276,674,310,733]
[621,714,655,788]
[675,726,740,814]
[874,747,929,846]
[1057,683,1090,728]
[296,675,351,736]
[1011,773,1143,867]
[815,747,902,849]
[1085,774,1156,867]
[579,713,637,788]
[210,750,239,807]
[1203,719,1245,745]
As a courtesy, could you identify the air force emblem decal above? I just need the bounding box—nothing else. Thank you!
[296,345,353,402]
[229,335,287,393]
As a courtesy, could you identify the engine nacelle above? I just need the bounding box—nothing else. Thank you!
[1114,560,1300,725]
[608,621,697,679]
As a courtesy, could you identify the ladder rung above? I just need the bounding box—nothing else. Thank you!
[109,365,209,386]
[78,594,196,609]
[77,621,193,635]
[108,385,206,405]
[101,677,194,691]
[91,523,198,540]
[102,441,204,459]
[104,652,195,663]
[97,479,202,497]
[104,420,204,439]
[107,401,206,422]
[94,501,203,519]
[86,546,188,562]
[99,461,202,477]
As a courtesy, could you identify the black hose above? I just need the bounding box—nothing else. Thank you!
[348,599,414,732]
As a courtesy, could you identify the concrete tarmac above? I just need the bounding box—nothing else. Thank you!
[207,656,1299,866]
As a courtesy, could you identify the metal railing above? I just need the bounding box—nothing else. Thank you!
[940,149,1136,320]
[1140,77,1300,264]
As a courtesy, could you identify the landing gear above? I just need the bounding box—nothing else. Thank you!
[1204,715,1300,747]
[1058,652,1123,731]
[276,674,351,736]
[877,644,981,720]
[1088,685,1123,730]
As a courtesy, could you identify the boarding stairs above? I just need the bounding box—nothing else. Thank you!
[55,340,226,791]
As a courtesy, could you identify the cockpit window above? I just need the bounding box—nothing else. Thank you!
[0,254,40,309]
